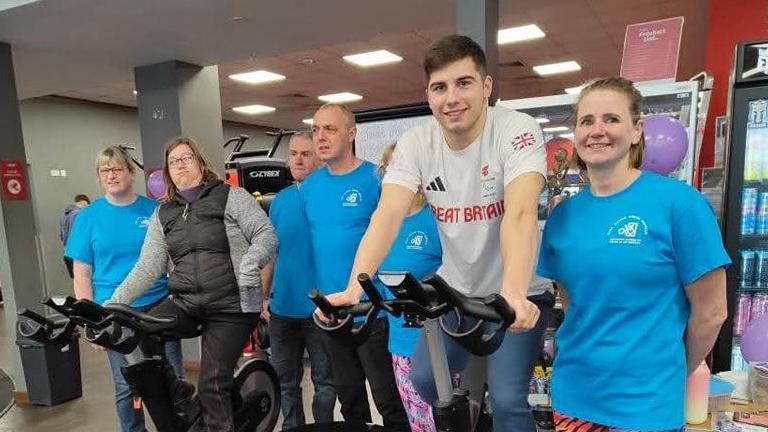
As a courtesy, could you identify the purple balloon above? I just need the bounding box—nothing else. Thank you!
[640,115,688,175]
[147,169,165,199]
[741,313,768,363]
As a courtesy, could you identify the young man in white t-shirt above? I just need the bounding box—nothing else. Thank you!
[322,35,553,431]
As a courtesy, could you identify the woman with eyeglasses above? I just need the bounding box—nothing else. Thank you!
[65,145,184,432]
[109,137,277,432]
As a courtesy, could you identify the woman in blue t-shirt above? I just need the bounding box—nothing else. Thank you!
[377,144,444,432]
[65,146,183,432]
[538,77,730,431]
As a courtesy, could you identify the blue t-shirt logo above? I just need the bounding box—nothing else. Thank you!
[135,216,150,229]
[607,215,648,245]
[406,231,427,250]
[342,189,361,207]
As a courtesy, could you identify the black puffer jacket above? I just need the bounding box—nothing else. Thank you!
[160,180,239,310]
[110,180,277,314]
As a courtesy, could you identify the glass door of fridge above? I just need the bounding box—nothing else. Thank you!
[731,97,768,371]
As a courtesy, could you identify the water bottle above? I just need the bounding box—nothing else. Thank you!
[685,361,710,424]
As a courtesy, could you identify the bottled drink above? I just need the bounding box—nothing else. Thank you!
[685,361,710,424]
[733,343,747,372]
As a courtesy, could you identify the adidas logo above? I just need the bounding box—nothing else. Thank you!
[425,176,446,192]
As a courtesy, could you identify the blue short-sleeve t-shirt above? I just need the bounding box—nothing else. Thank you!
[269,184,317,318]
[64,196,169,307]
[537,171,731,430]
[378,205,442,357]
[301,161,381,297]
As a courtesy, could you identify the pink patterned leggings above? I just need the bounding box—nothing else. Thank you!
[392,354,461,432]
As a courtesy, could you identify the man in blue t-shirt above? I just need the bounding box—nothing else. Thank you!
[303,103,408,431]
[261,131,336,429]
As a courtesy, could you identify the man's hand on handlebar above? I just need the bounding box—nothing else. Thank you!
[503,295,541,332]
[313,290,360,323]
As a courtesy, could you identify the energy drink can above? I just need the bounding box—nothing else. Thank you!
[741,250,757,287]
[734,293,752,336]
[742,188,758,235]
[751,293,768,322]
[755,250,768,287]
[758,193,768,234]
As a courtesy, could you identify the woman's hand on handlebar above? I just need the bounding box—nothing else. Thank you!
[313,290,360,323]
[503,294,541,332]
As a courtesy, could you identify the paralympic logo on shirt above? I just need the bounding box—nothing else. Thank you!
[135,216,150,229]
[341,189,362,207]
[607,215,648,245]
[406,231,428,250]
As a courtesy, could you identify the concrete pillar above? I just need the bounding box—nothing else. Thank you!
[134,60,225,364]
[0,41,47,393]
[455,0,499,103]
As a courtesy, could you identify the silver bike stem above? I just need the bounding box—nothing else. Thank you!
[424,318,453,403]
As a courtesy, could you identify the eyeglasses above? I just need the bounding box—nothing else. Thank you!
[98,166,127,176]
[168,154,196,168]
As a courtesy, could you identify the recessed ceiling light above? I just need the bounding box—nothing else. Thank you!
[498,24,546,44]
[543,126,570,132]
[343,50,403,67]
[229,70,286,85]
[302,118,314,125]
[564,85,586,95]
[232,104,276,115]
[318,92,363,103]
[559,132,575,139]
[533,61,582,76]
[535,116,550,124]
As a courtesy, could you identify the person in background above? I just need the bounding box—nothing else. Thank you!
[109,137,277,432]
[538,76,729,431]
[65,147,182,432]
[261,131,336,430]
[377,143,443,432]
[303,103,409,431]
[60,193,90,278]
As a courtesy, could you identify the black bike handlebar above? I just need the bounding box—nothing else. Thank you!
[16,297,177,354]
[308,272,516,356]
[104,303,175,325]
[308,289,380,345]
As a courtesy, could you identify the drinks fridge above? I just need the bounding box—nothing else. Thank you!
[715,39,768,372]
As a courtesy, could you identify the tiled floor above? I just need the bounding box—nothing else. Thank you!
[0,305,381,431]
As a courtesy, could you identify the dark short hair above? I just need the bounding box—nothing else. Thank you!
[423,35,487,80]
[74,194,90,204]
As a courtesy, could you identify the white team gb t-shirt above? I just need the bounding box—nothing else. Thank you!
[384,106,549,298]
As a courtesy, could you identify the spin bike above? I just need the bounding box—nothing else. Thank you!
[309,272,515,432]
[17,297,280,432]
